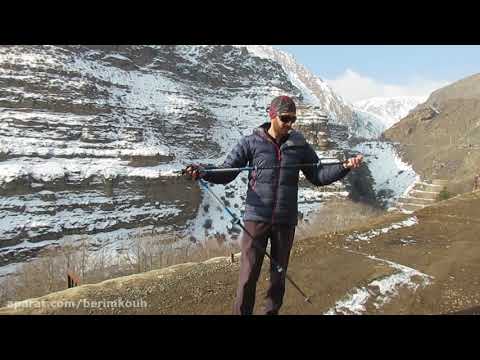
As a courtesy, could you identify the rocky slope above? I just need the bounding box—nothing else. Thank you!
[383,73,480,194]
[3,191,479,315]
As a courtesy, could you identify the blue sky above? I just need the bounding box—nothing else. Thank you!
[275,45,480,102]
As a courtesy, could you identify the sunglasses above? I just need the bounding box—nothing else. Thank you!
[279,114,297,124]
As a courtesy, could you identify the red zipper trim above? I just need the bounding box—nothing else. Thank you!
[271,142,281,224]
[256,129,283,224]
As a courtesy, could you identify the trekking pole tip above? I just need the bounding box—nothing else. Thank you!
[305,297,312,304]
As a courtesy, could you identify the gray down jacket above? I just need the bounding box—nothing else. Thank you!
[202,123,350,225]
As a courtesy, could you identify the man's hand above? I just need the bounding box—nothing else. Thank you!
[183,164,205,181]
[343,154,363,170]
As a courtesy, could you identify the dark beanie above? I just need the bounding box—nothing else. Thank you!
[267,96,296,119]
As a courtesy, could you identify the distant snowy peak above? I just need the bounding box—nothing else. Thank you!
[354,96,427,129]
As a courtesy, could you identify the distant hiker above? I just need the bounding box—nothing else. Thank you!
[474,173,480,192]
[184,95,363,315]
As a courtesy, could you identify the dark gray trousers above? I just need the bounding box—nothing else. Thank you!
[233,221,296,315]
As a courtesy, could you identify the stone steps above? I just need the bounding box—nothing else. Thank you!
[396,203,426,212]
[432,179,449,187]
[409,189,439,200]
[397,197,436,205]
[415,182,443,192]
[394,178,448,213]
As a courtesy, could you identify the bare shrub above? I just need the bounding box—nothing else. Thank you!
[0,221,255,308]
[12,247,68,302]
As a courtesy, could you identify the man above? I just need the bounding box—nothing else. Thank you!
[185,96,363,315]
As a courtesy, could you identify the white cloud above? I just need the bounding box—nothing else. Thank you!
[326,69,450,103]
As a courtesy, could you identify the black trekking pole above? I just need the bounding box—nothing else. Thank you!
[198,178,312,304]
[196,159,345,176]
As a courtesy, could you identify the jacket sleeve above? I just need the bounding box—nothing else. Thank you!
[301,143,350,186]
[201,136,251,185]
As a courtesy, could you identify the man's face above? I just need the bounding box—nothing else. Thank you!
[271,112,296,136]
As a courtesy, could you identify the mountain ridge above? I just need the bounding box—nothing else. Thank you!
[383,73,480,194]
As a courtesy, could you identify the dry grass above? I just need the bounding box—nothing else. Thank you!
[0,232,240,308]
[296,198,385,240]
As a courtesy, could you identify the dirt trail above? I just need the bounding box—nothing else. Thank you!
[2,191,480,315]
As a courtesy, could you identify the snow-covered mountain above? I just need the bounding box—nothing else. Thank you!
[240,46,355,125]
[354,96,427,129]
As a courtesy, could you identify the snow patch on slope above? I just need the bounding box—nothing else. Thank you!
[352,141,418,206]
